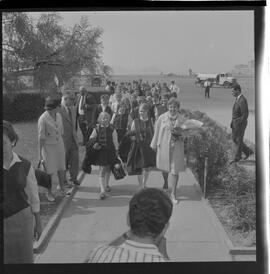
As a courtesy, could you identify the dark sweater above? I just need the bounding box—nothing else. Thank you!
[3,156,31,219]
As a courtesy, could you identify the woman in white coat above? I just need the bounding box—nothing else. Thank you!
[150,98,186,204]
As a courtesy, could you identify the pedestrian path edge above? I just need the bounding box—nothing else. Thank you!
[34,171,86,254]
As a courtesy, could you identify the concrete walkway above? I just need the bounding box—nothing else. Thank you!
[35,167,233,263]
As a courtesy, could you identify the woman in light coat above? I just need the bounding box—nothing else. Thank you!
[150,98,186,204]
[38,94,67,198]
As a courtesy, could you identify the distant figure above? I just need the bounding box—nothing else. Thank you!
[169,80,180,100]
[204,79,211,98]
[86,188,173,263]
[230,85,253,163]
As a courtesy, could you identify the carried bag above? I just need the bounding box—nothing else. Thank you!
[111,156,126,180]
[35,160,52,190]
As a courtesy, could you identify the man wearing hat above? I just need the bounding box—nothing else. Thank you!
[58,90,80,186]
[38,94,67,197]
[230,85,254,163]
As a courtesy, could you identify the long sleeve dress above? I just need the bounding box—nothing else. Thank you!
[126,118,156,175]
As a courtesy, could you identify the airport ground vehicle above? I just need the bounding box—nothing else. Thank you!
[195,73,236,88]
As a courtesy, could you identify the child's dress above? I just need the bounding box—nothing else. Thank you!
[89,124,119,166]
[126,118,156,175]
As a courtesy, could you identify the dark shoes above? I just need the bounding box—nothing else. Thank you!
[99,192,106,200]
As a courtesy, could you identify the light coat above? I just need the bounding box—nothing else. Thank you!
[38,111,64,145]
[151,112,186,174]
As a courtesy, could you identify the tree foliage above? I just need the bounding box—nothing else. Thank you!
[2,12,112,93]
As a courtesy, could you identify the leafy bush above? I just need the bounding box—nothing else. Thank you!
[182,109,256,234]
[3,92,46,122]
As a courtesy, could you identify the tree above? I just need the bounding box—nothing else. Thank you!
[2,12,112,93]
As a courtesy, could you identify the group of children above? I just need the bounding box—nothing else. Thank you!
[83,82,175,200]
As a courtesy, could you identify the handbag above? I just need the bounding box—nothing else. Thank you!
[35,160,52,190]
[112,156,126,180]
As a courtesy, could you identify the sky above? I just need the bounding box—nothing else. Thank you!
[30,11,254,75]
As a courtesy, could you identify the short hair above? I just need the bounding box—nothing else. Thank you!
[167,97,180,109]
[3,120,19,145]
[233,84,241,92]
[129,188,173,238]
[100,94,110,102]
[97,111,111,123]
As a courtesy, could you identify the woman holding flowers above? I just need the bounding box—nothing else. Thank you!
[150,98,202,204]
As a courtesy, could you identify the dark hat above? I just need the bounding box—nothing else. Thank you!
[44,94,61,110]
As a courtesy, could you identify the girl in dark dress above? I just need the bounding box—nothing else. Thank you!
[126,103,156,189]
[89,112,119,199]
[111,102,131,163]
[111,102,129,143]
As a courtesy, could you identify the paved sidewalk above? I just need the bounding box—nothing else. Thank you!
[35,167,233,263]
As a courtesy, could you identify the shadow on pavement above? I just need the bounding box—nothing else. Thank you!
[61,196,131,219]
[177,184,202,201]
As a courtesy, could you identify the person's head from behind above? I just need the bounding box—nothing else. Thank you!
[100,94,109,106]
[3,120,19,160]
[128,188,173,239]
[97,111,111,127]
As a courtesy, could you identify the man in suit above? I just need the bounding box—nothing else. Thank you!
[59,90,80,186]
[230,85,253,163]
[76,86,88,145]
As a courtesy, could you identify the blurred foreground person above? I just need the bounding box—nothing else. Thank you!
[3,120,42,263]
[86,188,172,262]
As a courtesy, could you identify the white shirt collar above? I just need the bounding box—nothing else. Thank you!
[121,239,163,256]
[3,151,21,170]
[236,94,242,101]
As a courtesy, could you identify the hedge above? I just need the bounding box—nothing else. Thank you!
[3,93,46,123]
[182,109,256,233]
[3,90,112,123]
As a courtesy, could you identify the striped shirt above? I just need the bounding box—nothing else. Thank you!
[87,240,168,263]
